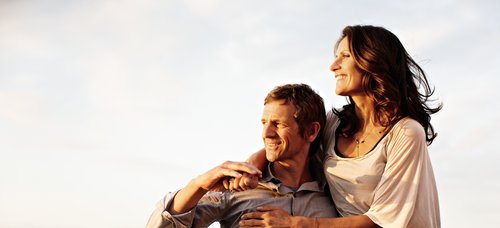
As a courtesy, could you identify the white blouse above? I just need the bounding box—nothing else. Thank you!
[323,110,440,228]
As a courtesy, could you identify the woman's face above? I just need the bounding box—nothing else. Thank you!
[330,37,365,96]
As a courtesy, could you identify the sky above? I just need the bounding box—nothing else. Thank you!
[1,0,499,227]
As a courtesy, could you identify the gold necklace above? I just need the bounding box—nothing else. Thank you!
[354,126,375,157]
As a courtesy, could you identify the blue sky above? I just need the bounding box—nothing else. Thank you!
[1,0,499,227]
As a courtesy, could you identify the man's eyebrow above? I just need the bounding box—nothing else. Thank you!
[261,118,281,123]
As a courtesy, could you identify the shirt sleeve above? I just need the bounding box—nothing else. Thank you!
[364,119,430,228]
[145,190,196,228]
[145,190,227,228]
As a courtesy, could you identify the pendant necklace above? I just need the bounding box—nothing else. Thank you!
[354,126,375,157]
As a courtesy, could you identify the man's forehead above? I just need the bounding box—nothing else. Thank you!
[262,101,296,117]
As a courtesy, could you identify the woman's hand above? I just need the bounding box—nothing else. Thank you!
[169,161,262,215]
[222,173,259,191]
[239,206,301,227]
[224,148,267,191]
[194,161,261,191]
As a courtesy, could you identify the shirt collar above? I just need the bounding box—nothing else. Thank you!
[261,163,281,184]
[258,163,326,194]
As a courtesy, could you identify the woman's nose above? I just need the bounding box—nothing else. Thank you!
[330,58,341,72]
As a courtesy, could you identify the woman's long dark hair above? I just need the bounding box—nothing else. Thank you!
[334,25,442,145]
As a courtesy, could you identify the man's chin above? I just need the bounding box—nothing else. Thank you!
[265,153,278,162]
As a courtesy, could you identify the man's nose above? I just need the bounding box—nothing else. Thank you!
[262,123,277,138]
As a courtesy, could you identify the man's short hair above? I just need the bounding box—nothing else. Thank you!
[264,84,326,156]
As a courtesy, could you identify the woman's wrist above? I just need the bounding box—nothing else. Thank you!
[292,216,317,228]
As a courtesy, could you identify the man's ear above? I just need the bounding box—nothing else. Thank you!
[306,122,321,143]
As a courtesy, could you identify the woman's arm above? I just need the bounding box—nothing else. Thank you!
[364,119,438,227]
[310,216,379,228]
[246,148,267,171]
[239,206,379,228]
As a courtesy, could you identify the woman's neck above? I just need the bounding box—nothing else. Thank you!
[352,95,376,128]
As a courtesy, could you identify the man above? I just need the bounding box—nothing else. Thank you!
[146,84,337,228]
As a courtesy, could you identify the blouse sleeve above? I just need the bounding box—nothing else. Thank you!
[322,109,339,158]
[364,119,431,227]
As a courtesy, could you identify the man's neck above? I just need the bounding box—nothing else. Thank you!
[270,157,313,189]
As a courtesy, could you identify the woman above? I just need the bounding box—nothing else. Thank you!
[237,25,442,227]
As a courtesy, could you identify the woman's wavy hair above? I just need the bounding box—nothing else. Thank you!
[333,25,442,145]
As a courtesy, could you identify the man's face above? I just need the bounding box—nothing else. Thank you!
[261,100,309,162]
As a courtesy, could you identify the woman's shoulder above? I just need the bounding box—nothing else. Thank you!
[326,108,337,117]
[326,108,340,122]
[325,108,342,133]
[322,109,341,154]
[390,117,425,140]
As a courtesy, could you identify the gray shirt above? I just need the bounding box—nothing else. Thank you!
[146,165,338,228]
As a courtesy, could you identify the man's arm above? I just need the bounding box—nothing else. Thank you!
[146,161,262,228]
[169,161,261,214]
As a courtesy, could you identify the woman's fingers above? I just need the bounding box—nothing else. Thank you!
[231,175,244,191]
[229,173,259,191]
[239,219,264,227]
[256,205,279,211]
[240,211,267,227]
[241,211,265,220]
[222,177,231,190]
[243,174,259,189]
[240,206,294,227]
